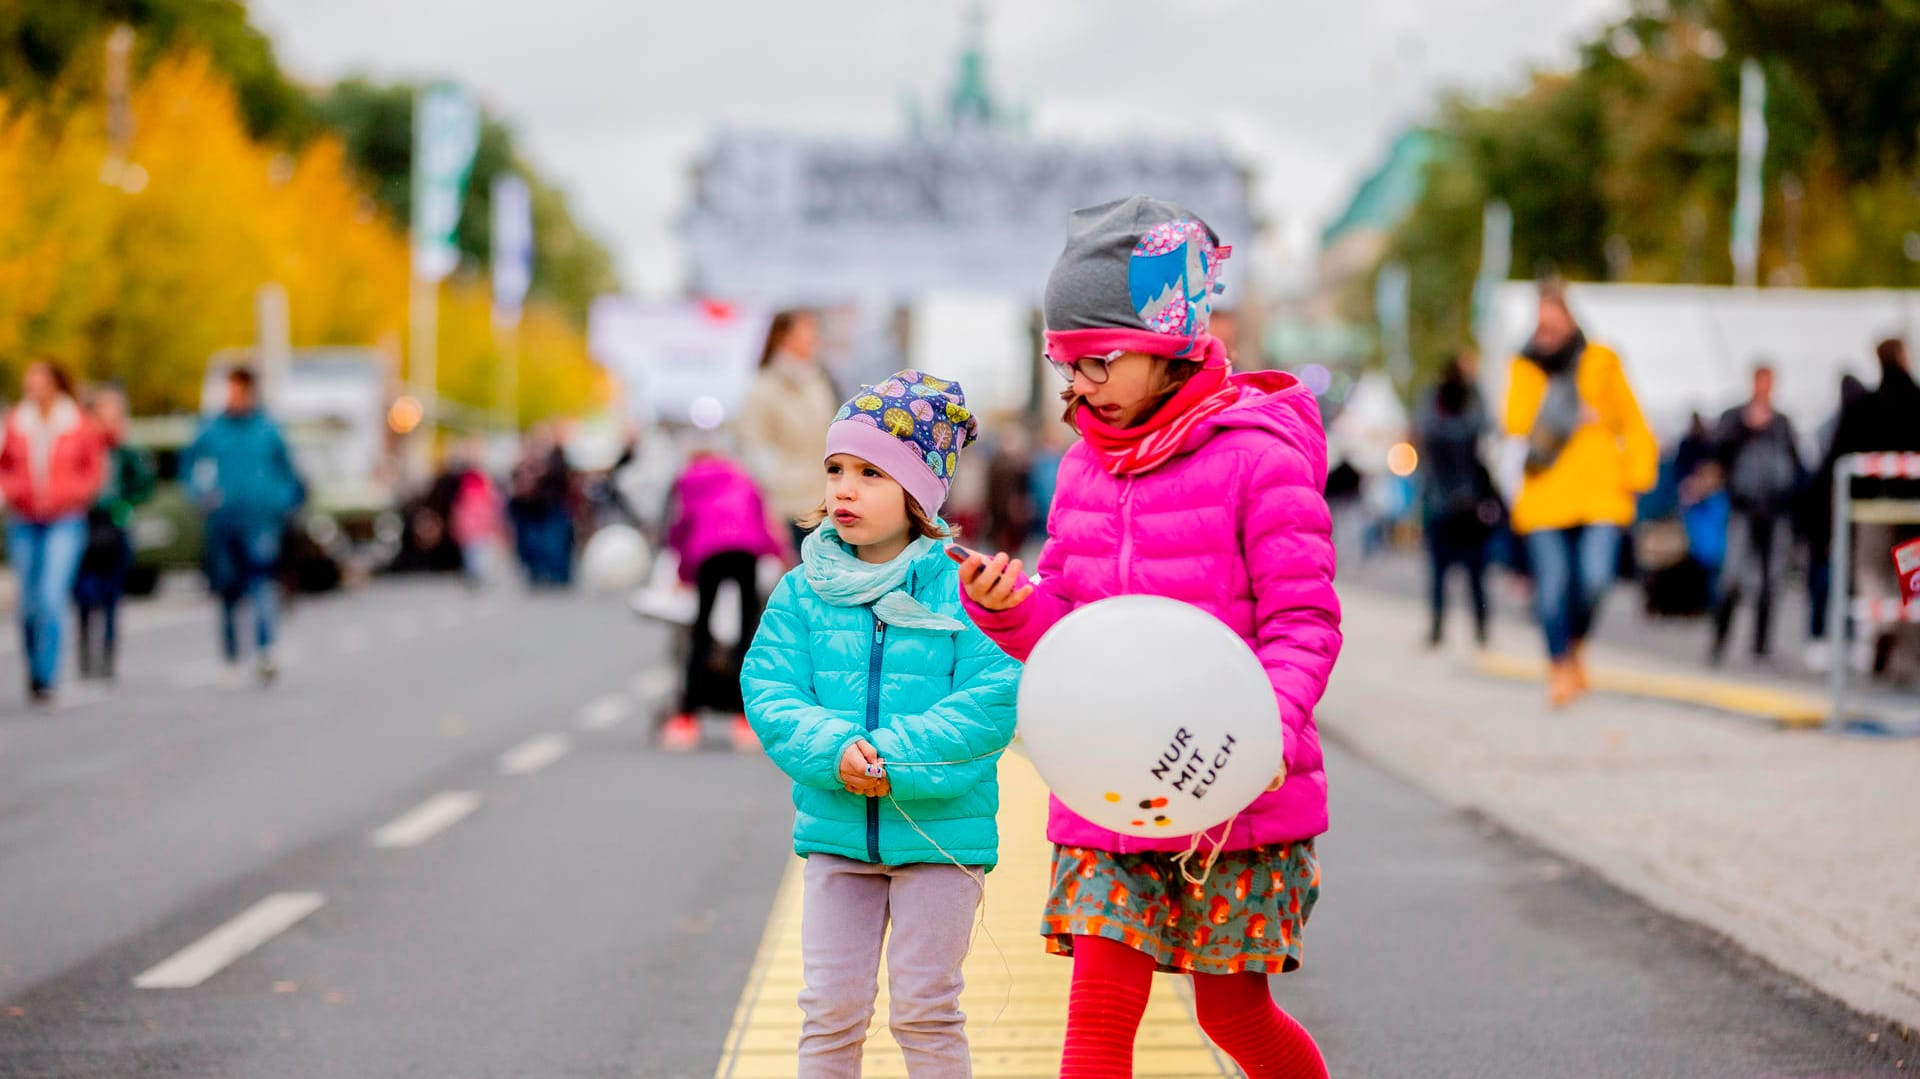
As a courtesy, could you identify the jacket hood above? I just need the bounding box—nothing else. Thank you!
[1178,369,1329,480]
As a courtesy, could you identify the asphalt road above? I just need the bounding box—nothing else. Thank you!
[0,577,1903,1077]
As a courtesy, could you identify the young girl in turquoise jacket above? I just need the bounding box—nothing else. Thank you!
[742,369,1019,1078]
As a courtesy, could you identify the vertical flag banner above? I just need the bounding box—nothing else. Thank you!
[1472,199,1513,350]
[1731,58,1767,287]
[412,83,480,282]
[1375,261,1412,387]
[491,174,534,326]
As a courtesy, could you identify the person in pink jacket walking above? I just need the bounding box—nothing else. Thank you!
[661,446,785,751]
[960,197,1341,1079]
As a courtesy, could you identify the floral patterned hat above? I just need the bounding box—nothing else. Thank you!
[823,369,978,515]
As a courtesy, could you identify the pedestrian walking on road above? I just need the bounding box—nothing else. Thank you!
[73,385,154,681]
[0,359,105,705]
[183,367,305,683]
[1814,337,1920,681]
[1708,363,1803,663]
[738,310,840,555]
[1502,280,1657,707]
[960,197,1340,1079]
[660,445,782,751]
[507,427,574,588]
[1800,372,1869,667]
[448,441,507,590]
[1416,353,1497,648]
[741,369,1018,1078]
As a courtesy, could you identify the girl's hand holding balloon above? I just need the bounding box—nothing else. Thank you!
[958,550,1034,611]
[839,738,890,797]
[1266,767,1288,793]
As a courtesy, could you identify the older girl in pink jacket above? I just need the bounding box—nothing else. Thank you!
[960,197,1341,1079]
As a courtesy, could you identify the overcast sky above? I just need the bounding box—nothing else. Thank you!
[250,0,1624,296]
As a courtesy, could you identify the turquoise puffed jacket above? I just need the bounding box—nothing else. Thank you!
[742,539,1020,868]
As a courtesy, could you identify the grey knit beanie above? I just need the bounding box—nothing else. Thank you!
[1042,196,1228,343]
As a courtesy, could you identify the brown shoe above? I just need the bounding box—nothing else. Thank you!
[1569,643,1592,694]
[1547,660,1581,709]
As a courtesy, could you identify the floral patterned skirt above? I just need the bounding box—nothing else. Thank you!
[1040,840,1319,975]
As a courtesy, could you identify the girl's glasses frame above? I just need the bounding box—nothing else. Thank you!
[1047,348,1125,385]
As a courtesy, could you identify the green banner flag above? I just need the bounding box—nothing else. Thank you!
[411,82,480,283]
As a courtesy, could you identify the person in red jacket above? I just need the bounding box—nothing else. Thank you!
[0,359,105,704]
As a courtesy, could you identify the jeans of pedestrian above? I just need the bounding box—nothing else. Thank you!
[7,514,87,689]
[1524,524,1622,660]
[798,854,980,1079]
[1713,512,1789,658]
[1426,515,1489,645]
[206,518,281,661]
[517,510,573,586]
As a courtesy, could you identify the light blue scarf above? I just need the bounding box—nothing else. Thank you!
[801,525,964,631]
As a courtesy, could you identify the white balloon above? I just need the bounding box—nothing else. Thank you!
[581,524,652,593]
[1018,595,1282,839]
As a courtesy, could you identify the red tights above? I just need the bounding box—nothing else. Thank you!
[1059,934,1329,1079]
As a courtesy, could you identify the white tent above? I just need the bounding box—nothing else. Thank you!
[1329,371,1411,473]
[1484,283,1920,448]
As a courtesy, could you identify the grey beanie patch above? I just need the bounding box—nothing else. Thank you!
[1042,195,1228,341]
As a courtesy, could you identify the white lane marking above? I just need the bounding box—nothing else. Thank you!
[132,892,326,989]
[499,733,571,776]
[370,790,480,849]
[627,668,678,703]
[577,694,633,732]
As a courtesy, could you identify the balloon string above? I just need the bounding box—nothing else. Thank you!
[883,793,1015,1032]
[1172,812,1239,887]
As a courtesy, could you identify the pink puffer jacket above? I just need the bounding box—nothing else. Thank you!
[963,370,1341,853]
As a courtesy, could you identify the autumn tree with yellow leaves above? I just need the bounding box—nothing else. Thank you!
[0,50,607,423]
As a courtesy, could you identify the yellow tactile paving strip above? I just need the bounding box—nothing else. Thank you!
[1475,651,1827,728]
[715,752,1234,1078]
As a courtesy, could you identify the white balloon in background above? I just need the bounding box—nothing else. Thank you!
[581,524,652,594]
[1017,595,1282,838]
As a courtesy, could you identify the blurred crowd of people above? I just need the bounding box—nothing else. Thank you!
[1409,283,1920,701]
[0,361,303,704]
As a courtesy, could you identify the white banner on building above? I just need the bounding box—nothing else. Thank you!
[588,298,770,426]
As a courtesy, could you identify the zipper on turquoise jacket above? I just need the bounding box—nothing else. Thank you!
[863,613,886,863]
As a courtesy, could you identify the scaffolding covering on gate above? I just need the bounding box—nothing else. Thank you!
[681,132,1255,304]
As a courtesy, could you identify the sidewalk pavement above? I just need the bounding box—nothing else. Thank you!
[713,753,1235,1078]
[1322,585,1920,1035]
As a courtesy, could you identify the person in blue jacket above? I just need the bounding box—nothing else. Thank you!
[182,367,305,683]
[742,370,1018,1077]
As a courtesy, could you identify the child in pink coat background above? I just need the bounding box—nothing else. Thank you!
[662,448,785,751]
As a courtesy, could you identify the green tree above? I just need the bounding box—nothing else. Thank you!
[0,0,308,141]
[1712,0,1920,181]
[310,78,621,327]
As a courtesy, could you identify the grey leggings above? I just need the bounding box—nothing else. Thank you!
[797,854,982,1078]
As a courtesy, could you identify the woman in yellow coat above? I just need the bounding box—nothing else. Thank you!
[1504,285,1658,706]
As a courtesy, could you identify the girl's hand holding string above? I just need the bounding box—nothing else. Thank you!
[958,551,1034,611]
[839,738,890,798]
